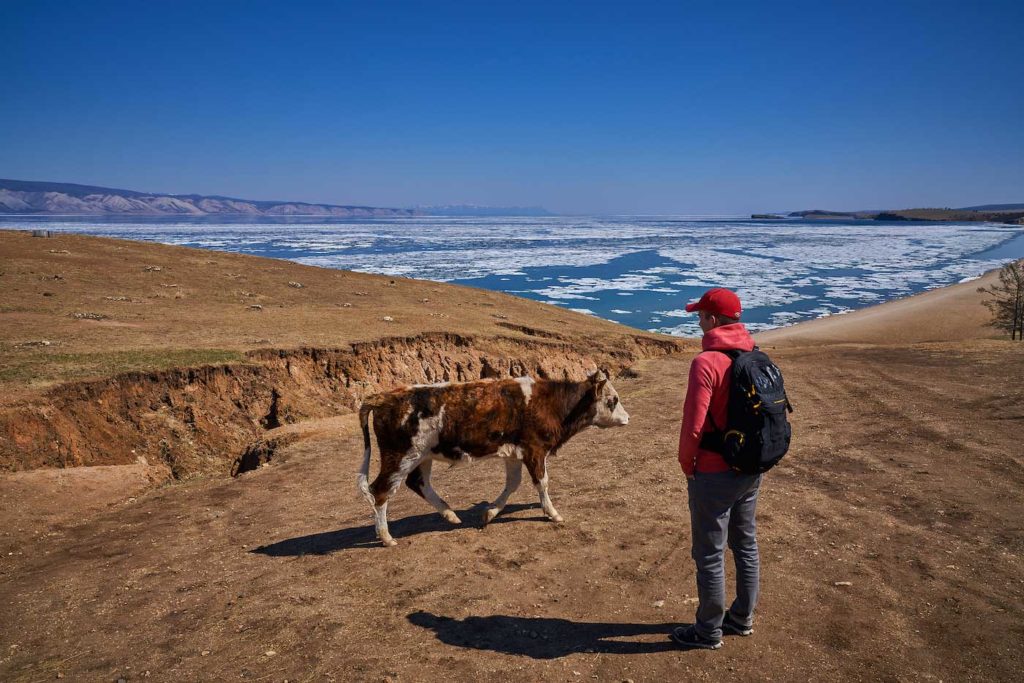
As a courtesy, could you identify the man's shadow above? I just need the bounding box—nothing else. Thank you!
[407,611,680,658]
[252,502,547,556]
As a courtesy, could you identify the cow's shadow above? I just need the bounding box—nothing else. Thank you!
[407,611,680,658]
[252,502,547,556]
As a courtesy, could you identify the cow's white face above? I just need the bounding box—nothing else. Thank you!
[591,374,629,428]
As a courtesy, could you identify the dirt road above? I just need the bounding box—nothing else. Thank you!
[3,337,1022,681]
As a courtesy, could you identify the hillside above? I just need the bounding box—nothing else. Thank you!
[788,206,1024,224]
[0,230,684,475]
[757,268,1003,345]
[873,208,1024,223]
[959,203,1024,212]
[0,178,419,216]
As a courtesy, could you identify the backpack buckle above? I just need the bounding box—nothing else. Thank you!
[725,429,745,446]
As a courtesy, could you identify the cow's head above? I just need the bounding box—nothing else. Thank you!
[589,369,630,428]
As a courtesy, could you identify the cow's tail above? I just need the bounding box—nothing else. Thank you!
[356,398,377,506]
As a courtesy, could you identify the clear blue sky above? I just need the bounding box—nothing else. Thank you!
[3,0,1022,214]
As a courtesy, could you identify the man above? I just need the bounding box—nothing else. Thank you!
[672,287,761,650]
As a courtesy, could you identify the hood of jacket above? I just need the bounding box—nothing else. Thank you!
[701,322,756,353]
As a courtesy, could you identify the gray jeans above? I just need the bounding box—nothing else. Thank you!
[687,470,762,640]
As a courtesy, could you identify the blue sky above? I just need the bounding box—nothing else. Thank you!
[2,0,1022,214]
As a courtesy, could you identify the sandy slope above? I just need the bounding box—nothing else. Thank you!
[1,234,1022,681]
[758,270,1001,346]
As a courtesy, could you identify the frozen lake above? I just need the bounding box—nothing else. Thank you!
[3,215,1022,336]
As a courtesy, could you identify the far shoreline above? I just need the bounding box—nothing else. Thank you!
[755,263,1008,346]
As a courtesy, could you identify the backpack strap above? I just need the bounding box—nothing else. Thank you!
[699,348,743,450]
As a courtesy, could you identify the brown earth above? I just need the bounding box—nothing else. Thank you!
[1,231,1022,681]
[0,230,683,476]
[0,230,679,397]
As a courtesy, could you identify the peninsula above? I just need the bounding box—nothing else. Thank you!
[787,205,1024,224]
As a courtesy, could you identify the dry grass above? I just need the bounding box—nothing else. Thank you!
[0,348,244,388]
[0,229,667,400]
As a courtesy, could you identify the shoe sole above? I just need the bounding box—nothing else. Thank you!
[670,630,723,650]
[722,613,754,636]
[722,624,753,637]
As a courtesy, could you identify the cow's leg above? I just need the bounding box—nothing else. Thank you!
[484,458,523,525]
[368,447,422,547]
[407,459,461,525]
[525,452,563,523]
[368,469,400,547]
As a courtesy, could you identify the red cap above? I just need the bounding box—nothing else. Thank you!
[685,288,742,319]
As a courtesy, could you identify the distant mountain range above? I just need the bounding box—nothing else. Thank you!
[0,179,421,217]
[415,204,555,217]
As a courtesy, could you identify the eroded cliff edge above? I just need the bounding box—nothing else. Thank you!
[1,332,683,477]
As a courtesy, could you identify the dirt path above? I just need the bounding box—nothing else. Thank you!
[2,340,1022,682]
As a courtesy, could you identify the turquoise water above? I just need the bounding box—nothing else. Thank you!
[2,215,1021,336]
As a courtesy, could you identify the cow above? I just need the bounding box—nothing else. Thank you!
[356,370,629,546]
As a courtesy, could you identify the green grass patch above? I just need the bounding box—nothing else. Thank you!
[0,348,246,388]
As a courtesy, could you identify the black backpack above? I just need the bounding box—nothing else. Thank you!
[699,347,793,474]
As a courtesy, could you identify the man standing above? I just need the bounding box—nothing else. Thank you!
[672,287,762,650]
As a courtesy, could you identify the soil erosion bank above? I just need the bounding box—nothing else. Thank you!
[0,230,686,477]
[1,332,679,476]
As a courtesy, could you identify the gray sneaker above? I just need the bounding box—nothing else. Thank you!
[722,611,753,636]
[671,625,723,650]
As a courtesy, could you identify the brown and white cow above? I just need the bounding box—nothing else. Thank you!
[356,370,629,546]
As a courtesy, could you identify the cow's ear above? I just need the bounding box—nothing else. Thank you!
[592,369,608,383]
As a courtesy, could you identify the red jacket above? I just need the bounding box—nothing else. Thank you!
[678,323,756,476]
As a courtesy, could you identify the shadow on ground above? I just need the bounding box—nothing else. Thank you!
[252,502,548,555]
[408,611,680,658]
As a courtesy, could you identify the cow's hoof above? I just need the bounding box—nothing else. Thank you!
[441,510,462,525]
[550,514,564,524]
[381,537,398,547]
[483,507,500,525]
